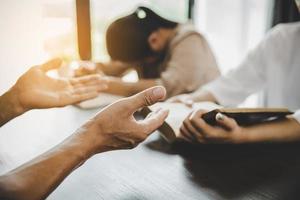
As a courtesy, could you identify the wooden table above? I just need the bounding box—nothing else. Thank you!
[1,106,300,200]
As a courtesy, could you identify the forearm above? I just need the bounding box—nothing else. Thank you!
[0,131,97,200]
[106,77,157,96]
[242,117,300,143]
[0,89,26,127]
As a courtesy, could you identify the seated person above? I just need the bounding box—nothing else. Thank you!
[0,59,168,200]
[76,6,220,98]
[170,17,300,143]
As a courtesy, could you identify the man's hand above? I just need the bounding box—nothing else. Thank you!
[0,86,168,200]
[0,58,108,126]
[78,86,169,153]
[12,59,108,111]
[179,109,300,144]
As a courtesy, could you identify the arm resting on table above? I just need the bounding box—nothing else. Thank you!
[0,132,96,200]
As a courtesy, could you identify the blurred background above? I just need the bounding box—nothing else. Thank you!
[0,0,298,105]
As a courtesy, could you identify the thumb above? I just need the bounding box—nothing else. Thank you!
[39,58,62,72]
[125,86,167,113]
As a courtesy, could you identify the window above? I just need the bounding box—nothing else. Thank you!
[194,0,273,74]
[42,0,78,61]
[89,0,190,61]
[194,0,273,107]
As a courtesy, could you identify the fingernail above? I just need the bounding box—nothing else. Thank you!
[152,87,165,99]
[216,113,224,121]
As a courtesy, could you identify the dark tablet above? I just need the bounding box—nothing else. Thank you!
[202,108,294,126]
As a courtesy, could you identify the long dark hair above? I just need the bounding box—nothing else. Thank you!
[106,6,178,62]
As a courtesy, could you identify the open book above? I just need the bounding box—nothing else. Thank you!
[141,102,293,143]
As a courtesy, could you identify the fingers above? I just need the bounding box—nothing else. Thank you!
[179,124,195,142]
[73,85,107,94]
[188,110,213,140]
[70,74,107,86]
[181,112,204,142]
[138,108,169,135]
[39,58,62,72]
[71,75,108,94]
[125,86,167,113]
[215,113,238,130]
[71,92,99,104]
[179,109,230,143]
[63,83,107,105]
[190,117,215,138]
[189,111,232,142]
[74,66,97,77]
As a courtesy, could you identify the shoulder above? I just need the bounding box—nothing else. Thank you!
[170,22,206,49]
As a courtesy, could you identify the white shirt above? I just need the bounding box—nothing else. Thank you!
[203,22,300,123]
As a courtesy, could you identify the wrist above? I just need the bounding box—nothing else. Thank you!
[237,127,253,143]
[7,87,27,114]
[107,77,134,96]
[0,88,27,126]
[72,124,107,158]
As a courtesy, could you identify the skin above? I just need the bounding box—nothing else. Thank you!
[175,0,300,144]
[179,109,300,144]
[74,28,177,97]
[0,59,108,126]
[0,59,169,200]
[169,81,300,144]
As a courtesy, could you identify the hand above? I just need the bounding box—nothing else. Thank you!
[79,86,169,153]
[179,109,245,143]
[0,86,168,200]
[10,58,108,111]
[74,61,104,77]
[167,94,194,107]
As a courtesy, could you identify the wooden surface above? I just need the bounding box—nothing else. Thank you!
[1,106,300,200]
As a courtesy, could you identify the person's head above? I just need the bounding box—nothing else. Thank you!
[106,6,178,64]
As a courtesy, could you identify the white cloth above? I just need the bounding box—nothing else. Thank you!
[203,22,300,123]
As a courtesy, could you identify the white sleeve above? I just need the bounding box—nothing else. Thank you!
[202,27,280,107]
[292,110,300,124]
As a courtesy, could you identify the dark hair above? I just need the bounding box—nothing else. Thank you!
[106,6,178,62]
